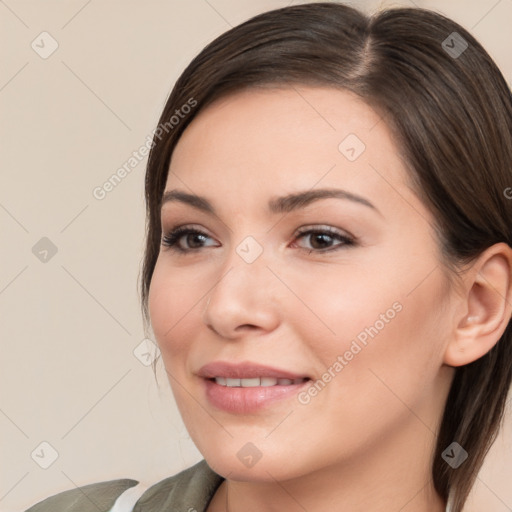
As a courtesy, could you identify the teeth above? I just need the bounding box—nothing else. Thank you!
[214,377,307,387]
[241,378,261,387]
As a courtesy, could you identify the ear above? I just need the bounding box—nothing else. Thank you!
[444,242,512,367]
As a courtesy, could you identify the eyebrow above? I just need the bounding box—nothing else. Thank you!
[160,188,381,216]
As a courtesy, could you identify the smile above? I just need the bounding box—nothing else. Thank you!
[213,377,309,387]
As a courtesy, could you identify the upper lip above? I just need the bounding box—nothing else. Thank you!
[197,361,310,380]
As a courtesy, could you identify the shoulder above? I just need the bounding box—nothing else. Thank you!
[24,460,224,512]
[24,477,139,512]
[133,459,223,511]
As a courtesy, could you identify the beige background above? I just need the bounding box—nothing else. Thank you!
[1,1,511,511]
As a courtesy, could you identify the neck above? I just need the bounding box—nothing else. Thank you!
[209,413,447,512]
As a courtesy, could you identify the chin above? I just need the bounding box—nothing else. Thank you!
[198,437,322,483]
[205,454,294,482]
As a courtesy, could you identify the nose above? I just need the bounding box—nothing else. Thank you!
[202,248,281,340]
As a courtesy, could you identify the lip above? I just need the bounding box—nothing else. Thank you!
[197,361,311,414]
[197,361,310,380]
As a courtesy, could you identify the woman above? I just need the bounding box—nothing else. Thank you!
[26,2,512,511]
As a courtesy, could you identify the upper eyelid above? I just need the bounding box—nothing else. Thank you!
[162,224,352,238]
[161,224,355,248]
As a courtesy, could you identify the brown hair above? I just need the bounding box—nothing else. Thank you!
[138,3,512,510]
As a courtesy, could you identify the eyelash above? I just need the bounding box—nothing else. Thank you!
[160,225,356,255]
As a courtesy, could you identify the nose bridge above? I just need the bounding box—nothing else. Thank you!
[234,233,266,266]
[214,232,270,299]
[203,231,281,336]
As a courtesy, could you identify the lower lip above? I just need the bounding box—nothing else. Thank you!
[203,378,310,414]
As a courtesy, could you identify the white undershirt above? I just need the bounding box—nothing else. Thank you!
[107,482,149,512]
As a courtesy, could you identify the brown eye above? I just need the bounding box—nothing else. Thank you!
[293,227,355,254]
[161,227,216,253]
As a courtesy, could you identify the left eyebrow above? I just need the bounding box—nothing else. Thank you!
[160,188,382,217]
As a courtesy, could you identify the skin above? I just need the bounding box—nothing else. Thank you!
[148,86,512,512]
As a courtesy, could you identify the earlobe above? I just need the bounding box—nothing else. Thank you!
[443,243,512,367]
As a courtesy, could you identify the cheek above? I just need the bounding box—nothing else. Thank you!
[286,259,403,352]
[148,260,198,361]
[332,270,451,417]
[298,252,449,398]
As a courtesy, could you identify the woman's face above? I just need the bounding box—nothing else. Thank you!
[148,86,457,482]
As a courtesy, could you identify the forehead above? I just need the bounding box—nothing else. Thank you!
[164,86,419,221]
[172,86,384,157]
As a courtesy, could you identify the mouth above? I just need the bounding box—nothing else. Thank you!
[197,361,312,413]
[209,376,309,387]
[197,360,311,380]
